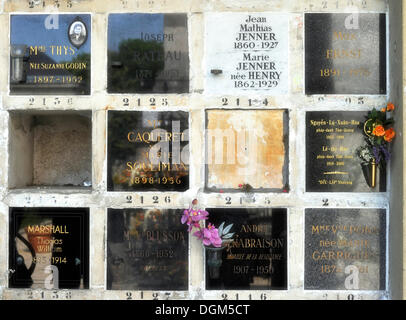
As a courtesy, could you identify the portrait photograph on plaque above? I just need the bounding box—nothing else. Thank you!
[108,13,189,93]
[107,208,188,291]
[107,110,189,192]
[305,13,386,95]
[205,208,287,290]
[9,207,89,289]
[305,208,386,290]
[10,14,91,95]
[306,111,387,192]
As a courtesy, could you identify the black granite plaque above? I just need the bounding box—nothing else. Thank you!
[108,13,189,93]
[107,111,189,192]
[107,208,188,290]
[305,13,386,95]
[205,208,287,290]
[10,14,91,95]
[9,207,89,289]
[305,208,386,290]
[306,111,386,192]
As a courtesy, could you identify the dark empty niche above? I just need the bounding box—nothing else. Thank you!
[8,111,92,190]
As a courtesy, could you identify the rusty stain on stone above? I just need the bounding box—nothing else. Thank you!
[206,109,286,189]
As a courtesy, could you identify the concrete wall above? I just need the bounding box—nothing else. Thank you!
[0,0,403,300]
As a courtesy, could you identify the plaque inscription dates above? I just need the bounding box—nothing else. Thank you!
[205,109,289,192]
[305,13,386,95]
[107,209,188,291]
[205,208,287,290]
[9,207,89,289]
[205,13,289,95]
[10,14,91,95]
[305,208,386,290]
[108,13,189,94]
[306,111,386,192]
[107,111,189,192]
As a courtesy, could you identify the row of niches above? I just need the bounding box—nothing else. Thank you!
[8,109,388,192]
[9,207,386,291]
[9,12,387,95]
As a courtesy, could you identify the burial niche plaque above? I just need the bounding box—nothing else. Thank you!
[305,13,386,95]
[205,208,287,290]
[306,111,386,192]
[205,109,289,192]
[205,13,289,95]
[10,14,91,95]
[108,111,189,192]
[305,208,386,290]
[107,209,188,290]
[9,207,89,289]
[108,13,189,93]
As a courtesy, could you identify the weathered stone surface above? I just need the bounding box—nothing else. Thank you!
[206,109,288,191]
[305,208,386,290]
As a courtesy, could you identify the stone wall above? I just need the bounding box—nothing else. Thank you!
[0,0,403,300]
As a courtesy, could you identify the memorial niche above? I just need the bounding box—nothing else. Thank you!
[205,13,289,95]
[306,111,386,192]
[205,109,289,192]
[205,208,287,290]
[305,13,386,95]
[10,14,91,95]
[107,111,189,192]
[305,208,386,290]
[9,207,89,289]
[107,209,188,290]
[108,13,189,93]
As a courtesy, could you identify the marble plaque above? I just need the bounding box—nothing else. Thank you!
[107,111,189,192]
[10,14,91,95]
[205,13,289,95]
[305,13,386,95]
[305,208,386,290]
[108,13,189,93]
[205,109,289,192]
[205,208,287,290]
[107,209,188,290]
[9,208,89,289]
[306,111,386,192]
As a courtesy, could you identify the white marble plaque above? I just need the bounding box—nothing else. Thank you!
[205,13,289,95]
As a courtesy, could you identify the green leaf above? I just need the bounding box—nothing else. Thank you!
[218,222,225,237]
[222,233,234,239]
[223,224,233,235]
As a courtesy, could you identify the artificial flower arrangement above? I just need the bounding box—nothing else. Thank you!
[356,102,395,187]
[181,200,234,248]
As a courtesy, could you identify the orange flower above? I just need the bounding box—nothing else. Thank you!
[381,107,386,113]
[387,102,395,111]
[384,128,395,142]
[372,125,385,137]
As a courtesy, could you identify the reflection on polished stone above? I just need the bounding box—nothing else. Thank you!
[107,208,188,290]
[205,208,287,290]
[107,111,189,192]
[10,14,91,95]
[305,13,386,95]
[205,109,289,192]
[306,111,386,192]
[9,207,89,289]
[108,13,189,93]
[305,208,386,290]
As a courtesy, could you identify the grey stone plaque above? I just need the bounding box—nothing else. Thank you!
[305,208,386,290]
[305,13,386,95]
[107,208,188,290]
